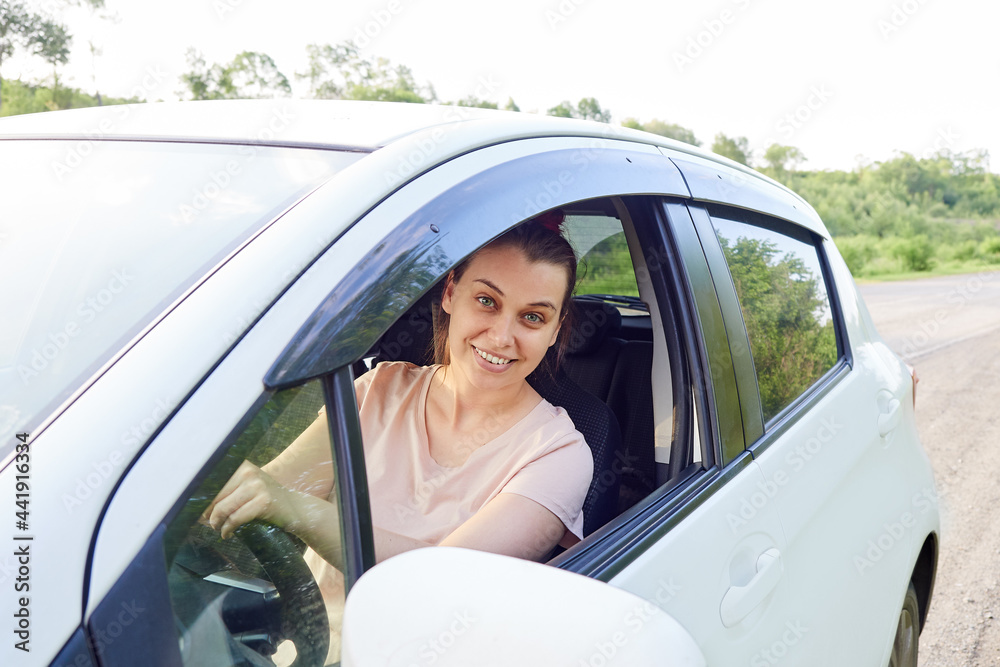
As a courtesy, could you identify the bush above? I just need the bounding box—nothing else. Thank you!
[979,237,1000,264]
[948,239,979,262]
[892,234,935,272]
[834,235,879,275]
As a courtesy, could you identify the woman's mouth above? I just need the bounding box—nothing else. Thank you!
[473,345,514,366]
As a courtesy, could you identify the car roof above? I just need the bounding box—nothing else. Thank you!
[0,98,746,168]
[0,98,823,223]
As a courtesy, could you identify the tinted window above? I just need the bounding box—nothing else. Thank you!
[1,140,361,451]
[565,212,639,299]
[165,379,345,666]
[711,212,838,422]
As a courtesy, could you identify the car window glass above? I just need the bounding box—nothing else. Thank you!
[0,140,361,457]
[566,213,641,300]
[164,379,345,667]
[710,212,839,423]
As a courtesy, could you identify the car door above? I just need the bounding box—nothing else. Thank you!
[698,201,933,662]
[548,195,805,666]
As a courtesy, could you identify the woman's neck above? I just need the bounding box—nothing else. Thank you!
[432,364,536,430]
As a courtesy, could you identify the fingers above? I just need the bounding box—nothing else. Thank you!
[204,460,277,539]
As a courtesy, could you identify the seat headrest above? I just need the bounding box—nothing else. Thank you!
[372,292,438,366]
[565,300,622,355]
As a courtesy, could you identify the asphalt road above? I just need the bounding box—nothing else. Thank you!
[859,271,1000,666]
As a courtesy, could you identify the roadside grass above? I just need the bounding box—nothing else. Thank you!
[854,261,1000,283]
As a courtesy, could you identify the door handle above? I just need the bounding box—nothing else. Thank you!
[720,548,782,628]
[878,398,901,437]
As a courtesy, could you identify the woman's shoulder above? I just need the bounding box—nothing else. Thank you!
[525,398,589,452]
[360,360,437,385]
[355,361,439,404]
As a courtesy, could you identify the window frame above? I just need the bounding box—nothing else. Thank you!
[553,195,738,579]
[694,202,852,452]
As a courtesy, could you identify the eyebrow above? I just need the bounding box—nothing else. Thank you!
[473,278,557,312]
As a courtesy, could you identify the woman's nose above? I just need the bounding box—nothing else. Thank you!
[488,316,516,347]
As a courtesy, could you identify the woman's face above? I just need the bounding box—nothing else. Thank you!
[441,245,568,393]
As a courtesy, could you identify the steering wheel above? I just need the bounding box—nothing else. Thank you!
[233,520,330,667]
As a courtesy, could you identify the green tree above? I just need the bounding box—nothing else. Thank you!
[546,97,611,122]
[29,18,71,110]
[296,42,432,103]
[503,97,520,112]
[227,51,290,98]
[711,133,751,166]
[622,118,700,146]
[0,0,37,112]
[180,49,290,100]
[762,144,805,180]
[449,95,497,109]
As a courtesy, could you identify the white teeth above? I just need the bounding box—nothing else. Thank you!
[475,346,511,365]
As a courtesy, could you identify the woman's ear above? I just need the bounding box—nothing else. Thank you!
[441,272,457,315]
[548,322,562,348]
[548,311,565,347]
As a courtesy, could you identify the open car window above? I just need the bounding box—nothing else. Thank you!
[163,379,345,667]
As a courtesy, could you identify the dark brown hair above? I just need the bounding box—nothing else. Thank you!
[433,216,577,375]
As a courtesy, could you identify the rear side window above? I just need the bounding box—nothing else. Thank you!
[710,209,839,423]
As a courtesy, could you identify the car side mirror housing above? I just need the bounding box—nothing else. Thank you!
[341,547,706,666]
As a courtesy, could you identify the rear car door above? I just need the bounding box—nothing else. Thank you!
[695,200,931,662]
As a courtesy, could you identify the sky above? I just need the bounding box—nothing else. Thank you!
[10,0,999,173]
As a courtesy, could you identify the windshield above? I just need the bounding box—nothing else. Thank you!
[0,139,363,448]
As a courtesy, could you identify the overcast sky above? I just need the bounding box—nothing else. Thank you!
[11,0,998,172]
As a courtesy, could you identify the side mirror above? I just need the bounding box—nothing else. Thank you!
[342,547,706,666]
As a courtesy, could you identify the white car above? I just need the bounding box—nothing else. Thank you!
[0,99,937,666]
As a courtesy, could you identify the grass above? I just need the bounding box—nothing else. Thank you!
[855,262,1000,283]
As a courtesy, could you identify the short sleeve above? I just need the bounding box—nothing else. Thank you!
[501,432,593,540]
[317,364,382,417]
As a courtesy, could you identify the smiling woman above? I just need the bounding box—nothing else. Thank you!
[207,215,593,560]
[199,215,594,662]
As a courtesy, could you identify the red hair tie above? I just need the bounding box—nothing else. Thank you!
[535,210,565,234]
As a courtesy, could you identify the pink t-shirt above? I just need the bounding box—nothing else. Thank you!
[357,361,593,542]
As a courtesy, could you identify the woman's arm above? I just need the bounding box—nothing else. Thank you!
[261,413,336,498]
[437,493,567,562]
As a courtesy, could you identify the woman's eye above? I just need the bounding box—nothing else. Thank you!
[525,313,543,324]
[477,296,495,308]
